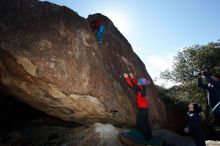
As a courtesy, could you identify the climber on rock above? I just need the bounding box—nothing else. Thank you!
[123,73,153,141]
[197,70,220,119]
[184,103,206,146]
[90,19,106,44]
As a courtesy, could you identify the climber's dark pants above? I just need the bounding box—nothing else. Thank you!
[137,108,153,141]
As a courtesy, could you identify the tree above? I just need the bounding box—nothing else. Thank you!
[161,41,220,84]
[159,40,220,136]
[160,40,220,116]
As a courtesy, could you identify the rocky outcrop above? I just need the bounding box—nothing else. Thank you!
[0,0,167,127]
[0,122,198,146]
[79,124,197,146]
[206,140,220,146]
[79,123,123,146]
[154,129,196,146]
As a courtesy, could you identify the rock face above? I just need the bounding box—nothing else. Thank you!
[79,123,123,146]
[0,122,198,146]
[154,129,196,146]
[0,0,167,127]
[206,140,220,146]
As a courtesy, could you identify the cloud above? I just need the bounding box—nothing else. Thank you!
[154,78,179,88]
[133,46,143,52]
[149,56,169,70]
[132,46,177,88]
[140,54,176,87]
[145,54,173,71]
[132,46,151,54]
[131,44,175,76]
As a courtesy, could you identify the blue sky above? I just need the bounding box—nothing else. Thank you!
[43,0,220,86]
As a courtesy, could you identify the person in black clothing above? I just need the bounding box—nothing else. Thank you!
[197,71,220,118]
[184,103,206,146]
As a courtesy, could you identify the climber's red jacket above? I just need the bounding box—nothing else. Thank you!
[90,20,102,29]
[124,76,149,108]
[94,20,102,28]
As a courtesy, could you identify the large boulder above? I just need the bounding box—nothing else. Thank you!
[78,124,197,146]
[79,123,123,146]
[206,140,220,146]
[153,129,196,146]
[0,122,198,146]
[0,0,167,127]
